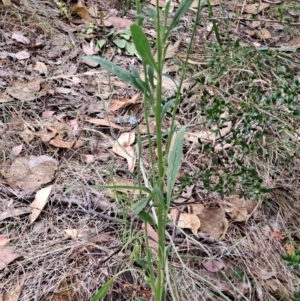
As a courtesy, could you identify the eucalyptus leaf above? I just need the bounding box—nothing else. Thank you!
[130,24,157,70]
[167,126,186,201]
[84,56,144,92]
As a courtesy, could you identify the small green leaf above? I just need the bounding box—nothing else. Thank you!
[113,39,126,48]
[125,41,136,55]
[147,66,155,88]
[166,0,196,37]
[167,127,186,201]
[97,39,106,49]
[130,24,157,70]
[133,197,150,215]
[84,56,144,92]
[161,98,176,118]
[139,210,155,224]
[91,278,114,301]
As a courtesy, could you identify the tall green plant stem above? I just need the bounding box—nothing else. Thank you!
[154,0,166,300]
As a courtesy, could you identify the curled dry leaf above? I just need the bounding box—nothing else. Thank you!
[0,246,21,270]
[29,185,53,224]
[33,61,48,75]
[104,16,133,29]
[112,143,135,172]
[86,118,123,129]
[20,128,35,143]
[142,223,159,256]
[49,136,83,149]
[11,144,23,157]
[169,208,200,236]
[109,93,140,112]
[188,203,204,215]
[198,207,228,239]
[64,229,88,240]
[0,155,57,192]
[112,130,136,171]
[82,42,96,55]
[222,195,260,222]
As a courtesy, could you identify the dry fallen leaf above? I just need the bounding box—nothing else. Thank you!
[0,207,31,221]
[82,42,96,55]
[49,136,83,149]
[222,195,260,222]
[112,143,135,172]
[198,207,228,239]
[185,111,232,143]
[202,259,225,272]
[2,285,23,301]
[0,246,21,270]
[11,144,23,157]
[7,80,42,102]
[15,50,30,60]
[142,223,159,256]
[109,93,140,111]
[104,16,133,29]
[29,185,53,224]
[64,229,88,240]
[32,61,48,75]
[244,3,270,14]
[86,118,123,129]
[106,175,139,196]
[12,32,30,44]
[0,235,9,246]
[0,155,57,193]
[169,208,200,236]
[2,0,12,6]
[265,279,290,301]
[70,5,93,22]
[188,203,204,215]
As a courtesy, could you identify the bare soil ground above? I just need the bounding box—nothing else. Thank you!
[1,0,300,300]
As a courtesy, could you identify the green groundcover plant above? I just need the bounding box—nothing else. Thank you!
[85,0,210,300]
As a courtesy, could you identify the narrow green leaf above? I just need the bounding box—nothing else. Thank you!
[154,184,165,204]
[167,0,207,37]
[139,210,155,224]
[161,98,176,118]
[84,55,144,92]
[133,197,150,215]
[130,24,157,70]
[91,278,114,301]
[167,127,186,201]
[147,66,155,88]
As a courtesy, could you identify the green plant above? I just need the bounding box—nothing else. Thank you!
[56,1,68,19]
[84,1,214,300]
[281,250,300,300]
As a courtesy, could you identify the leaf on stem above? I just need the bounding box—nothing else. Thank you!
[167,126,185,201]
[130,24,157,70]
